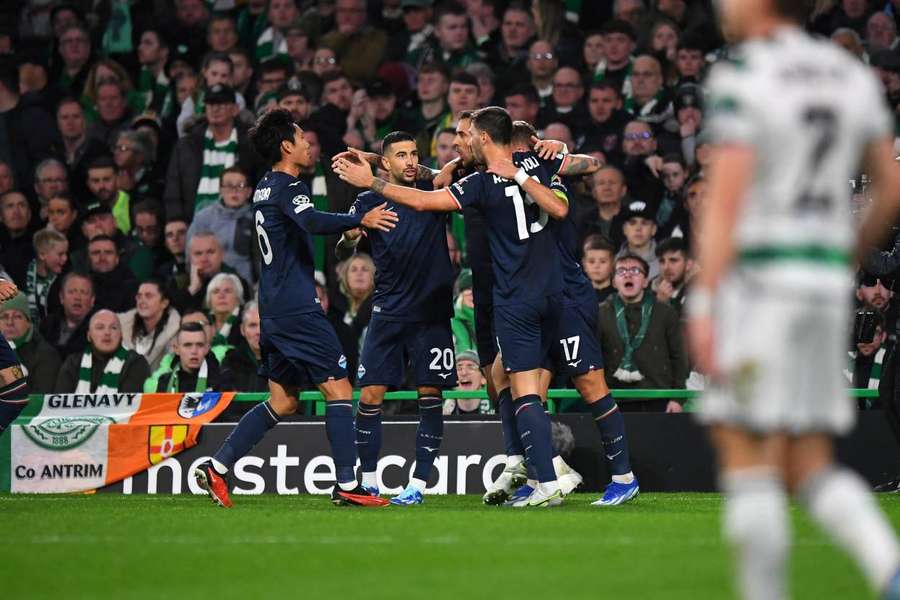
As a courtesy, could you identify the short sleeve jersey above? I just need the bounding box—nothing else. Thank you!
[351,182,455,322]
[447,150,567,305]
[253,171,361,317]
[705,27,892,276]
[549,176,596,307]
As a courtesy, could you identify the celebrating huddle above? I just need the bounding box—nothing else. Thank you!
[191,103,638,509]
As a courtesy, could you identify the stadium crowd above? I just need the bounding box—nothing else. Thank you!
[1,0,899,412]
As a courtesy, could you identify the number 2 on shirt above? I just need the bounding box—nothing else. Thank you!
[505,179,548,241]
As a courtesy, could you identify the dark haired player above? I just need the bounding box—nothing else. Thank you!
[0,279,28,434]
[194,109,398,508]
[336,106,595,507]
[335,131,457,505]
[505,121,639,507]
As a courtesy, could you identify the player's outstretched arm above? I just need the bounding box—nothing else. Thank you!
[487,157,568,219]
[531,135,603,175]
[292,201,398,235]
[858,138,900,259]
[333,157,459,212]
[332,147,444,182]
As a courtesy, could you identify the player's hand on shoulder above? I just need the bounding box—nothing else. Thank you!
[486,157,518,180]
[433,158,458,189]
[531,136,565,160]
[0,279,18,301]
[332,147,379,168]
[361,202,399,232]
[334,154,376,188]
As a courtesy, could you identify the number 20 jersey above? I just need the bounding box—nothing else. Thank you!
[705,27,892,292]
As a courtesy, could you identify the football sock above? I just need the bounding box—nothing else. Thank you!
[498,387,525,457]
[413,396,443,482]
[0,377,28,434]
[409,477,428,493]
[513,394,556,483]
[590,394,633,479]
[213,401,280,471]
[798,466,900,592]
[325,401,357,486]
[722,468,789,600]
[361,471,378,490]
[355,402,382,474]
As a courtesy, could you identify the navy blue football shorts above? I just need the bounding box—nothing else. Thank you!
[356,316,458,388]
[259,311,348,387]
[494,294,563,373]
[0,331,20,371]
[548,297,605,377]
[473,302,497,369]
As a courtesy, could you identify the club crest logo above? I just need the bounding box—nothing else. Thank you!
[22,416,115,450]
[339,355,348,370]
[177,392,221,419]
[357,363,366,379]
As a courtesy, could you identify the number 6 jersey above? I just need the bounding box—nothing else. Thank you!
[705,27,892,292]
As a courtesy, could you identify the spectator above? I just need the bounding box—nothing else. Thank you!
[541,66,589,131]
[165,84,262,221]
[582,82,630,165]
[177,53,248,137]
[651,237,695,316]
[450,268,476,353]
[0,160,15,194]
[157,218,189,286]
[119,279,181,371]
[674,34,706,84]
[597,254,689,411]
[358,80,400,152]
[85,155,132,235]
[526,39,558,106]
[857,271,897,335]
[132,201,168,271]
[443,349,491,415]
[831,27,867,60]
[186,167,255,284]
[32,158,69,220]
[674,175,706,244]
[583,30,606,75]
[175,232,250,313]
[621,120,665,208]
[320,0,389,84]
[847,308,893,394]
[25,229,68,325]
[613,0,646,30]
[72,201,152,281]
[504,84,542,133]
[135,28,171,114]
[205,272,245,348]
[228,48,255,101]
[388,0,434,65]
[207,14,239,54]
[338,252,375,349]
[594,20,636,93]
[255,0,299,63]
[0,291,60,393]
[648,18,679,64]
[0,191,38,288]
[220,300,267,392]
[410,1,481,71]
[86,234,140,312]
[152,322,222,392]
[577,166,628,251]
[812,0,873,37]
[112,129,162,203]
[276,84,313,123]
[485,3,535,95]
[616,199,660,280]
[55,309,150,393]
[399,62,450,158]
[312,47,341,79]
[0,58,57,198]
[430,71,480,156]
[867,12,899,53]
[581,234,617,304]
[87,79,135,149]
[284,22,314,74]
[467,0,501,48]
[53,97,108,202]
[433,127,458,169]
[166,0,212,73]
[46,194,85,254]
[40,271,95,360]
[656,153,689,239]
[54,24,93,96]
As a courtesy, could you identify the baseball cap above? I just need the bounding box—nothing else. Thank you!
[205,84,236,105]
[621,199,656,223]
[84,201,112,219]
[276,82,310,102]
[365,79,395,99]
[674,83,703,112]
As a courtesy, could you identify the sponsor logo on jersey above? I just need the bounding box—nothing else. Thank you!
[177,392,221,419]
[339,355,348,370]
[149,425,189,465]
[253,187,271,203]
[357,363,366,379]
[292,194,312,213]
[22,416,115,450]
[437,373,452,380]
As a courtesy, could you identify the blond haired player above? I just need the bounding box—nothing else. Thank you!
[687,0,900,598]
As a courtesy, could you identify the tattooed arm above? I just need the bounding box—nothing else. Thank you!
[558,153,604,176]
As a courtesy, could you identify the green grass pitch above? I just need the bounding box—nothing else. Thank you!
[3,493,900,599]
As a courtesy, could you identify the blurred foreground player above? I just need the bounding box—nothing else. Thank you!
[194,110,398,508]
[688,0,900,597]
[0,278,28,434]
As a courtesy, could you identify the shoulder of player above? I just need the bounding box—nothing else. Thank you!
[355,189,383,208]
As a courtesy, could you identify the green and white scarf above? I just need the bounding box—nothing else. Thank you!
[102,0,133,55]
[311,164,329,274]
[594,58,633,103]
[7,328,32,377]
[26,259,56,325]
[76,345,129,393]
[845,348,886,390]
[255,26,288,62]
[211,306,239,346]
[166,359,209,393]
[612,293,655,382]
[195,127,238,213]
[137,67,170,114]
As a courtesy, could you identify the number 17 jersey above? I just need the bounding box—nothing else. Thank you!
[705,27,891,292]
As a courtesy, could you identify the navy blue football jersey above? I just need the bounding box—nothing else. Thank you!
[447,151,565,305]
[549,176,596,308]
[253,170,362,317]
[351,181,455,322]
